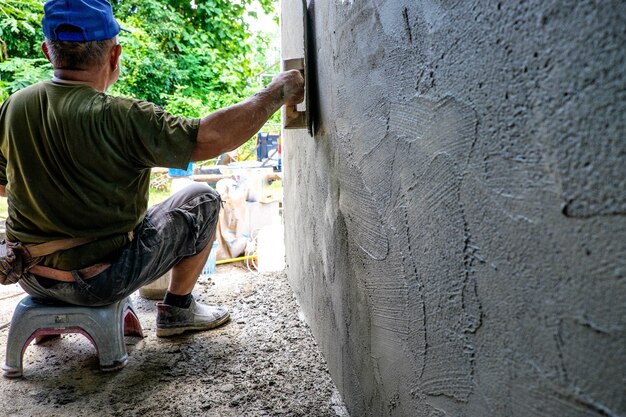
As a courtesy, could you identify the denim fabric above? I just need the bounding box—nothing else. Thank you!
[19,183,221,306]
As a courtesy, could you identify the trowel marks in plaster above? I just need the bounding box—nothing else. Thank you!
[389,96,478,162]
[389,96,481,401]
[337,161,389,261]
[409,153,480,402]
[335,96,477,263]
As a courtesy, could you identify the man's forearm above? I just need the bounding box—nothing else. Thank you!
[0,185,6,198]
[190,84,284,162]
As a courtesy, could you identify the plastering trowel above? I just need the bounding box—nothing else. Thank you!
[282,0,317,136]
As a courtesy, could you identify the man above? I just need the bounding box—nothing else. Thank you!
[0,0,304,337]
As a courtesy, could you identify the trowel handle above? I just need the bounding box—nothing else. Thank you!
[282,58,307,129]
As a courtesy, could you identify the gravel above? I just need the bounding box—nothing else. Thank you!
[0,265,349,417]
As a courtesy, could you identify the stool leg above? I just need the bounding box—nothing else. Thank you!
[3,296,144,377]
[123,303,144,338]
[3,301,35,378]
[86,301,130,372]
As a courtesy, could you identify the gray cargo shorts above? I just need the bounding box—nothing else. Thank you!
[19,183,221,306]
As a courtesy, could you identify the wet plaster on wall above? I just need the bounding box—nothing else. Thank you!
[282,1,626,416]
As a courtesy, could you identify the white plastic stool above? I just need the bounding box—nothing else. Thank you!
[2,295,143,378]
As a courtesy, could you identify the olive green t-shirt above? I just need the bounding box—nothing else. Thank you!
[0,80,199,270]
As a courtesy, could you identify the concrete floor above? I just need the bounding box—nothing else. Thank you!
[0,265,349,416]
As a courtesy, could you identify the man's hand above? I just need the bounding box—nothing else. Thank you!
[191,69,306,162]
[271,70,305,106]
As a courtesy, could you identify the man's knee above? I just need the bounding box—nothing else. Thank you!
[177,183,220,238]
[189,183,221,216]
[163,182,221,213]
[176,182,219,201]
[151,182,220,255]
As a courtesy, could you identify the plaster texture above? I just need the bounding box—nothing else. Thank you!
[281,1,626,416]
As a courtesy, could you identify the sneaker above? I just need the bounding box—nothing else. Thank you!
[156,297,230,337]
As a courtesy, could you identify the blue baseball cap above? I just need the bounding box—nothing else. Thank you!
[42,0,127,41]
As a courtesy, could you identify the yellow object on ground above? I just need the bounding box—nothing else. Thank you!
[216,255,257,265]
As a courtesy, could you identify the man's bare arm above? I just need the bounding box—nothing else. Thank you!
[190,70,304,162]
[0,185,5,198]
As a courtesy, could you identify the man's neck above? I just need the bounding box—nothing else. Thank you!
[51,75,91,85]
[52,69,108,92]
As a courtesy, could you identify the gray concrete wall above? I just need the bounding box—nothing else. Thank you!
[281,1,626,416]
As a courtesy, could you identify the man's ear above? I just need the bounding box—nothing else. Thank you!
[41,42,52,63]
[110,44,122,70]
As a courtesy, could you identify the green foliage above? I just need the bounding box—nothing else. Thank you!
[110,0,277,109]
[0,0,48,99]
[0,58,52,99]
[0,0,281,157]
[110,21,181,105]
[0,0,43,61]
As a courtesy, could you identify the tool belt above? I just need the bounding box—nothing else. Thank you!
[0,233,132,285]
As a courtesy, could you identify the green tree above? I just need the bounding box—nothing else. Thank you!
[0,0,49,101]
[1,0,278,114]
[0,0,42,60]
[110,0,275,108]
